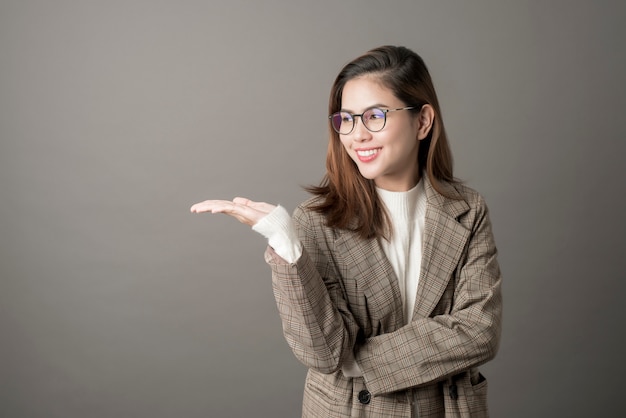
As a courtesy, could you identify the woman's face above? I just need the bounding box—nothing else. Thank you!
[339,76,424,191]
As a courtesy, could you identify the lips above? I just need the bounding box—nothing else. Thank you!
[355,147,381,162]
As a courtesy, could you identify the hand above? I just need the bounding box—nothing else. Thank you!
[190,197,276,227]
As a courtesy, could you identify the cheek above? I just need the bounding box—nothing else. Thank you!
[339,137,351,151]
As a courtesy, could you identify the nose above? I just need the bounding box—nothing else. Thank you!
[351,117,372,142]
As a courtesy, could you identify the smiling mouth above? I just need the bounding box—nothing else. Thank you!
[357,149,379,157]
[355,148,381,162]
[356,148,380,157]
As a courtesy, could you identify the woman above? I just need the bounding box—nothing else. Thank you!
[191,45,502,417]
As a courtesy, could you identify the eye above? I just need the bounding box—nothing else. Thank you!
[331,112,354,133]
[365,108,385,120]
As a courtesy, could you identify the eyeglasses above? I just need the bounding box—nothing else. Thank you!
[328,106,417,135]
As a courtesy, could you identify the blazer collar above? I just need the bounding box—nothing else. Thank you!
[412,176,471,319]
[334,230,405,329]
[423,175,469,219]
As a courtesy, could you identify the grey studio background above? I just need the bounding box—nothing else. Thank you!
[1,1,625,417]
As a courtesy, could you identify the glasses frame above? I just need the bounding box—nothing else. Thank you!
[328,106,419,135]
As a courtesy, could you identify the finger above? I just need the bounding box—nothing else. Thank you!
[191,199,259,226]
[190,200,232,213]
[232,197,276,214]
[232,197,252,206]
[191,198,273,226]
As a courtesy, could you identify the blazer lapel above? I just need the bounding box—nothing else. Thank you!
[334,230,405,328]
[412,178,471,320]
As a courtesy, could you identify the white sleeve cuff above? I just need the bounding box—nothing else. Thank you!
[252,205,302,263]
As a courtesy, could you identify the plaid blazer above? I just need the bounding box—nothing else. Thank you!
[265,177,502,417]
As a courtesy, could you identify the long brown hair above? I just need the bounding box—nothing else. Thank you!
[306,45,458,239]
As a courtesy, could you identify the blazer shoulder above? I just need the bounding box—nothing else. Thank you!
[450,181,487,207]
[292,196,333,235]
[293,196,324,220]
[444,182,494,234]
[431,179,490,223]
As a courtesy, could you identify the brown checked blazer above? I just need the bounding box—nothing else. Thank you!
[264,177,502,417]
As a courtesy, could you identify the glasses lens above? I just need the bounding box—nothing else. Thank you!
[363,108,386,132]
[331,112,354,134]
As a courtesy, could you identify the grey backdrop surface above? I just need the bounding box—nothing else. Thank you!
[1,1,625,417]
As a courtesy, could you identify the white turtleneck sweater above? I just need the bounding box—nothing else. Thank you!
[376,179,427,323]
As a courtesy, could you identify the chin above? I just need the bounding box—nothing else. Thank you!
[361,173,378,182]
[357,169,380,182]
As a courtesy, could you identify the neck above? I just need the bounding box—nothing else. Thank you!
[375,171,421,192]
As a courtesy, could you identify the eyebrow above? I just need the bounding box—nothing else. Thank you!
[340,103,389,113]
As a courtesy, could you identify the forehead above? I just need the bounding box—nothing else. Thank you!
[341,76,399,110]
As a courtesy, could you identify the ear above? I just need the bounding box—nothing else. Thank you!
[415,104,435,140]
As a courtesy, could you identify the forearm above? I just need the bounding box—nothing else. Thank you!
[266,246,360,374]
[355,280,502,395]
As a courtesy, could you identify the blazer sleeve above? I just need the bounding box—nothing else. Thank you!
[355,195,503,395]
[264,204,360,374]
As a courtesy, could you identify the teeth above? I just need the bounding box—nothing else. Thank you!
[357,149,379,157]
